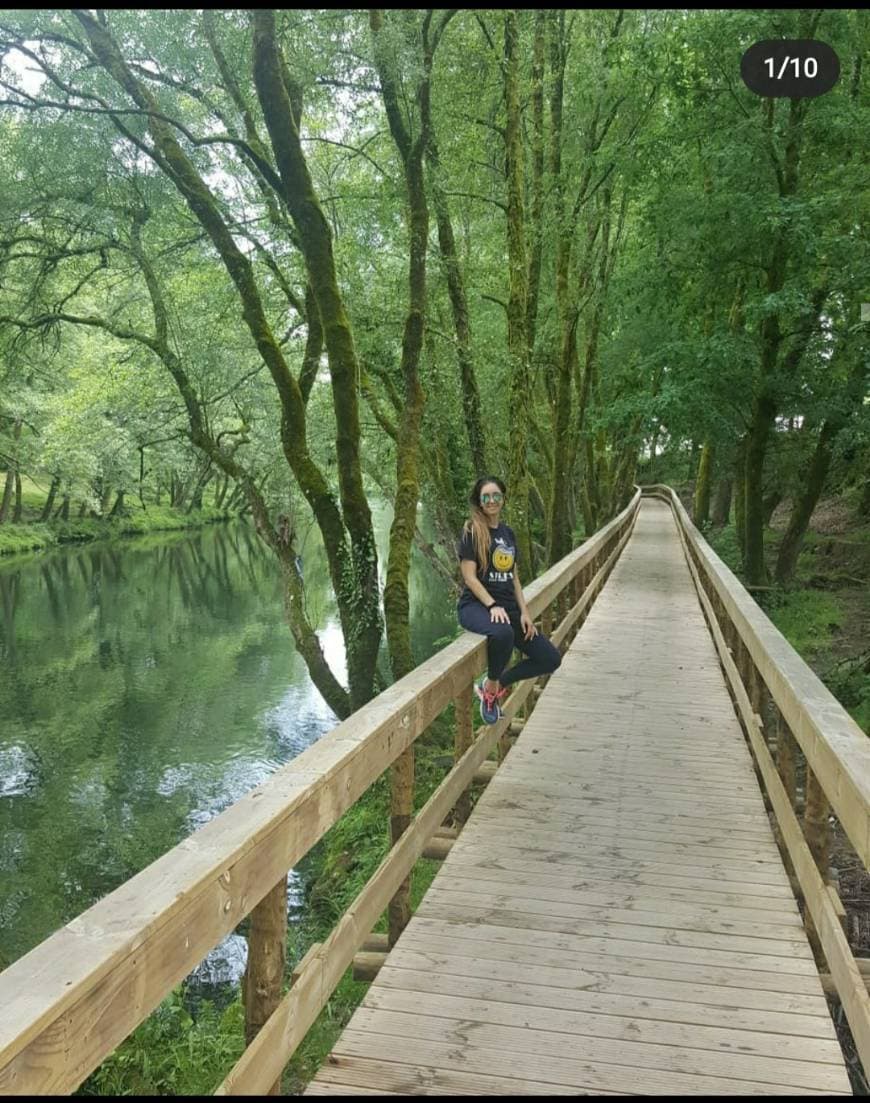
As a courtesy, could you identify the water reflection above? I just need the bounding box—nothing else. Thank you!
[0,515,455,990]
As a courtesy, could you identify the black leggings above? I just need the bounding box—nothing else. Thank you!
[458,601,562,686]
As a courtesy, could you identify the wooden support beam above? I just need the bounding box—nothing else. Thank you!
[351,951,388,983]
[473,760,498,785]
[826,882,847,932]
[359,933,388,954]
[388,747,414,947]
[290,942,323,985]
[820,971,870,999]
[452,684,474,826]
[421,836,453,861]
[242,877,287,1095]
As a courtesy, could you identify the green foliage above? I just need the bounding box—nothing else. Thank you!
[78,989,246,1096]
[0,506,230,557]
[763,588,844,659]
[705,522,743,576]
[825,649,870,734]
[0,523,56,555]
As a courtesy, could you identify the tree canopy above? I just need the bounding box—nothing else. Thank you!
[1,8,867,706]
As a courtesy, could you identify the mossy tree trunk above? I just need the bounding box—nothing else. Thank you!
[40,475,60,522]
[711,476,732,527]
[503,10,533,573]
[12,473,22,523]
[744,94,810,586]
[776,325,866,584]
[426,131,485,475]
[371,8,441,682]
[693,440,713,527]
[546,12,625,562]
[77,9,382,715]
[734,434,747,558]
[0,419,22,525]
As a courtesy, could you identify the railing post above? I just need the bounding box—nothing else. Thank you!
[804,768,831,884]
[453,684,474,826]
[776,709,798,807]
[388,747,414,946]
[772,707,800,896]
[242,876,287,1095]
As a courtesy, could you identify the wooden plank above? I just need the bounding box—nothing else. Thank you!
[432,873,803,926]
[414,902,820,972]
[308,1056,600,1095]
[332,1025,846,1095]
[441,855,799,908]
[362,980,844,1065]
[381,947,834,1022]
[419,887,810,946]
[305,1082,404,1096]
[423,869,802,930]
[443,840,796,889]
[449,827,790,866]
[402,916,824,991]
[344,1004,847,1094]
[462,815,782,859]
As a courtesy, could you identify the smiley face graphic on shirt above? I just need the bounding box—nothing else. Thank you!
[492,545,515,572]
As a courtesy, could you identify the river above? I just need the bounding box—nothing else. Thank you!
[0,508,456,999]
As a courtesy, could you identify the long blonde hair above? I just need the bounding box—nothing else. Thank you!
[464,476,507,574]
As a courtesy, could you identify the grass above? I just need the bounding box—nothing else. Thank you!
[0,504,231,556]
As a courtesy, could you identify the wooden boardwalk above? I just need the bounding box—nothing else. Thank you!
[305,499,852,1096]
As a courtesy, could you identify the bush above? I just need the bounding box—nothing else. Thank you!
[0,524,58,555]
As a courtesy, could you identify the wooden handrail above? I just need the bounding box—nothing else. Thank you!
[0,489,640,1095]
[641,484,870,866]
[641,483,870,1073]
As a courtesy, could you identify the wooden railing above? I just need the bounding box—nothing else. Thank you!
[643,484,870,1075]
[0,489,640,1095]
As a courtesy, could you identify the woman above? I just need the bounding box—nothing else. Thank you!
[457,476,561,724]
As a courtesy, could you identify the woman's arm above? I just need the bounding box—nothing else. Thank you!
[460,560,497,607]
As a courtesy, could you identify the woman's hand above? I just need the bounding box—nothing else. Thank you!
[489,604,511,624]
[521,611,537,640]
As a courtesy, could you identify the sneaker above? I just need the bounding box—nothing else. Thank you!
[474,676,501,725]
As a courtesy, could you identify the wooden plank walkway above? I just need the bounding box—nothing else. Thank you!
[305,498,852,1096]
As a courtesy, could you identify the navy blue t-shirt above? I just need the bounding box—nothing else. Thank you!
[457,522,519,612]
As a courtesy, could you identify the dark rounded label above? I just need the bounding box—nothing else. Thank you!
[740,40,840,97]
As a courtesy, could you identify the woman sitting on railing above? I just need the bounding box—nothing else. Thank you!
[457,475,561,725]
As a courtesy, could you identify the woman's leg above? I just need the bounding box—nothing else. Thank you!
[458,603,516,684]
[499,619,561,687]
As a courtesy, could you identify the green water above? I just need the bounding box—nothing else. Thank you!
[0,511,456,991]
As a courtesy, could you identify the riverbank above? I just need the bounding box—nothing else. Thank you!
[0,504,234,557]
